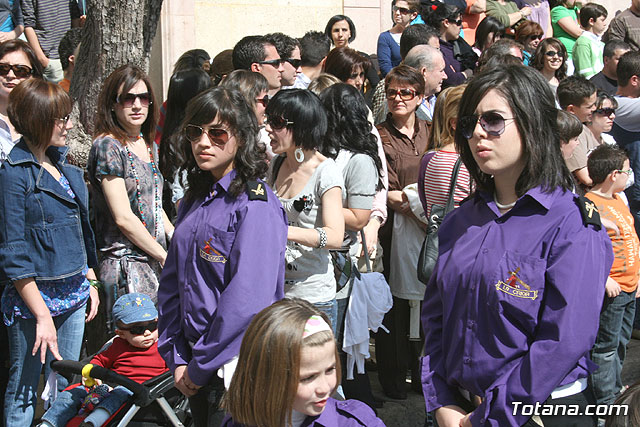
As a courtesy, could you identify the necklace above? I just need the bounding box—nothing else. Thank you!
[493,193,516,210]
[123,135,161,238]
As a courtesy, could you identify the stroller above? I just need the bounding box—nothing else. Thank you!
[49,359,192,427]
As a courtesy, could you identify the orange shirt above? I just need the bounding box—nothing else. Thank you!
[58,78,71,92]
[463,0,486,46]
[586,192,640,292]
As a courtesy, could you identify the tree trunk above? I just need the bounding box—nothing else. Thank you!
[67,0,164,167]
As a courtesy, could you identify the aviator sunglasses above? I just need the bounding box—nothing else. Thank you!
[0,63,33,79]
[120,320,158,335]
[184,124,230,145]
[386,88,418,101]
[459,112,516,139]
[117,92,152,108]
[266,115,294,130]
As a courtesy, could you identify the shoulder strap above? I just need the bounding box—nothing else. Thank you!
[418,151,437,214]
[246,180,267,201]
[444,158,463,213]
[577,195,602,229]
[269,155,286,187]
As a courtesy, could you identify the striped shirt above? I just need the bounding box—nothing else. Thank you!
[22,0,80,59]
[422,150,472,217]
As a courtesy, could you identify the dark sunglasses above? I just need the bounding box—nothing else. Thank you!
[255,95,270,107]
[448,18,463,26]
[121,320,158,335]
[117,92,152,108]
[184,124,230,145]
[544,50,561,58]
[594,107,615,116]
[258,58,285,67]
[386,88,418,101]
[393,5,411,14]
[459,112,516,139]
[266,115,294,130]
[286,58,302,68]
[0,63,33,79]
[528,34,543,41]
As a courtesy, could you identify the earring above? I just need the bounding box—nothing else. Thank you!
[294,148,304,163]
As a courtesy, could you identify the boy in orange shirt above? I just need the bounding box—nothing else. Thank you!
[586,144,640,410]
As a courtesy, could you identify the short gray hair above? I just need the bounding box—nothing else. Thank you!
[403,45,442,72]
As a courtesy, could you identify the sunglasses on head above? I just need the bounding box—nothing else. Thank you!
[544,50,561,58]
[459,112,516,139]
[594,107,615,116]
[386,88,418,101]
[285,58,302,68]
[184,124,230,145]
[117,92,152,108]
[266,115,294,130]
[393,5,411,14]
[0,63,33,79]
[255,94,270,107]
[120,320,158,335]
[258,58,285,67]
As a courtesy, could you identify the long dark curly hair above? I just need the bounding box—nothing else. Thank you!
[319,83,383,190]
[180,87,267,199]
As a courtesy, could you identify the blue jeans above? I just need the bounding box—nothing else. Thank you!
[590,290,636,406]
[41,385,133,427]
[4,305,85,426]
[313,299,338,335]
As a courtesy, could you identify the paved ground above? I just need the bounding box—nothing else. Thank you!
[374,337,640,427]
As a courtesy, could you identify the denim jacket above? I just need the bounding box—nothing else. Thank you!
[0,139,98,284]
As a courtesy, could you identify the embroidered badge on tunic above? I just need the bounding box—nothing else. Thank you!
[199,238,227,263]
[495,267,538,300]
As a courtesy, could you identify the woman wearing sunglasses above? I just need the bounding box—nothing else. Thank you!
[0,39,42,164]
[532,37,567,93]
[1,78,99,426]
[158,86,287,426]
[377,0,420,78]
[87,65,174,339]
[265,89,344,332]
[587,91,618,147]
[424,3,476,88]
[422,65,612,427]
[515,20,545,66]
[374,65,428,400]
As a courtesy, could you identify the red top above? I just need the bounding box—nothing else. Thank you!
[91,337,168,384]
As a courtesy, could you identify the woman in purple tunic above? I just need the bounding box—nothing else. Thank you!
[157,87,287,427]
[422,65,612,427]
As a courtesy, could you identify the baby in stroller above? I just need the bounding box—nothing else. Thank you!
[38,293,168,427]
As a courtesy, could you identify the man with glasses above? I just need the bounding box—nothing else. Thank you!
[232,35,284,96]
[265,33,302,89]
[290,31,331,90]
[590,40,631,96]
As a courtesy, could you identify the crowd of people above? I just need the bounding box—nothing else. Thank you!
[1,0,640,426]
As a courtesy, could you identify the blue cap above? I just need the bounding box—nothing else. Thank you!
[112,293,158,325]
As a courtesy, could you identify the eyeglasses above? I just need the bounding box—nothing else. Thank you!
[528,34,543,41]
[285,58,301,68]
[393,5,412,14]
[266,115,294,130]
[258,58,285,67]
[0,63,33,79]
[544,50,561,58]
[617,169,633,176]
[55,114,71,127]
[459,112,516,139]
[386,88,418,101]
[255,95,270,107]
[117,92,152,108]
[120,320,158,335]
[184,124,230,145]
[594,107,615,116]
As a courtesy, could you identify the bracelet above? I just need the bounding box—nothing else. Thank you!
[316,227,327,249]
[88,279,102,290]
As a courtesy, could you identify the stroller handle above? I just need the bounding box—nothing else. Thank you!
[50,360,152,406]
